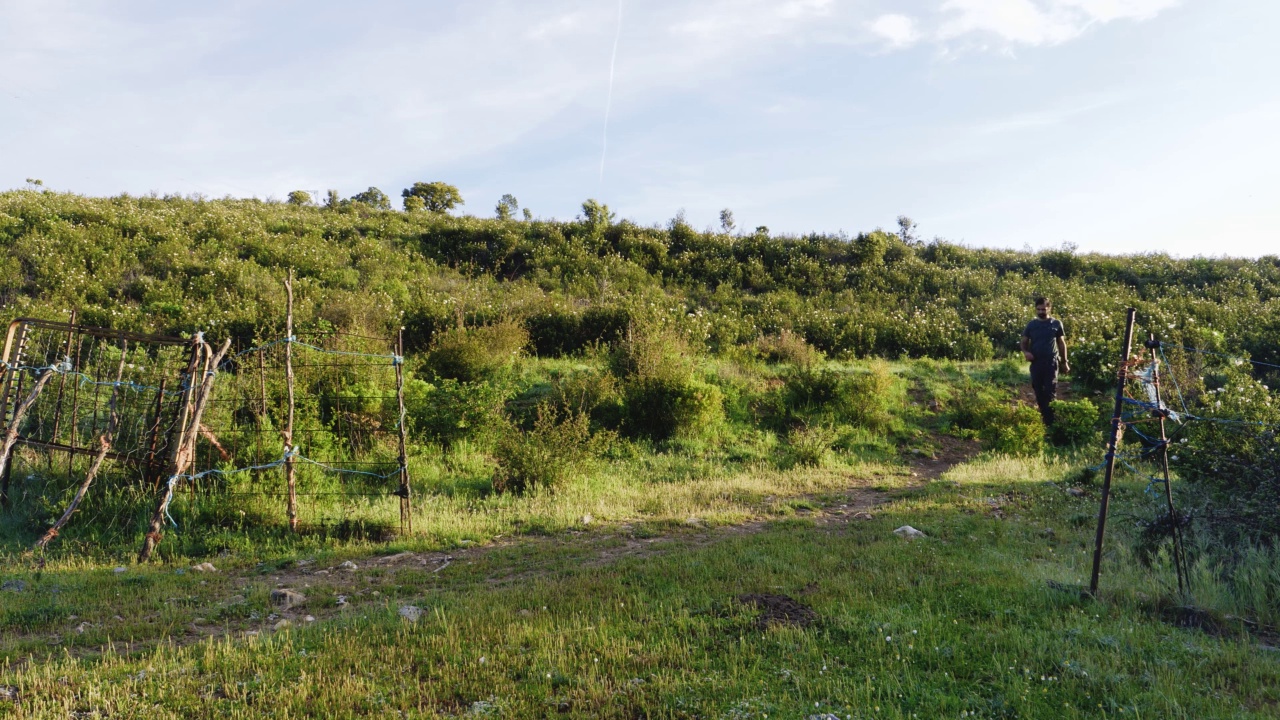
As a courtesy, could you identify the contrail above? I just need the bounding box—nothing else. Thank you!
[599,0,623,187]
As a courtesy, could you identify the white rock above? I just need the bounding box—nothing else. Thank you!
[191,562,217,572]
[113,567,127,573]
[273,619,292,631]
[338,561,358,571]
[399,605,423,622]
[893,525,926,540]
[581,514,593,525]
[304,615,316,623]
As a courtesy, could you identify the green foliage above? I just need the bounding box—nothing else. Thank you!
[402,181,463,213]
[422,321,529,383]
[286,190,312,207]
[581,199,615,230]
[755,329,823,367]
[493,407,600,495]
[404,378,506,446]
[786,423,836,467]
[495,194,519,221]
[844,360,899,433]
[952,388,1045,455]
[1048,398,1098,446]
[622,375,724,442]
[348,187,391,210]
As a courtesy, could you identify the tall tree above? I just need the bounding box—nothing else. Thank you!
[350,187,391,210]
[495,194,519,220]
[287,190,313,206]
[719,208,736,233]
[403,182,464,213]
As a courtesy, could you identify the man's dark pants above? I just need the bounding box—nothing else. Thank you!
[1030,360,1058,425]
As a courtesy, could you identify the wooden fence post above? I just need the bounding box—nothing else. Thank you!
[1089,307,1137,597]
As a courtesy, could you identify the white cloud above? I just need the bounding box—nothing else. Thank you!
[869,14,920,48]
[938,0,1180,47]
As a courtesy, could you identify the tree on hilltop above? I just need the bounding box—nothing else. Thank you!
[287,190,313,206]
[403,182,464,213]
[495,194,519,220]
[349,187,392,210]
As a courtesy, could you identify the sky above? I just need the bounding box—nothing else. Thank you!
[1,0,1277,257]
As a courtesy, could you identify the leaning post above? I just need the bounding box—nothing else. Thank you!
[284,270,299,532]
[1147,333,1189,594]
[394,327,412,534]
[1089,307,1137,597]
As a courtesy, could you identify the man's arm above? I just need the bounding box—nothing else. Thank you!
[1020,334,1034,362]
[1057,335,1070,374]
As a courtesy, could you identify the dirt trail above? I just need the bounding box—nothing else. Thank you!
[2,435,980,662]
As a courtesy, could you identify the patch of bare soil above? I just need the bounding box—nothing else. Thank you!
[736,593,817,629]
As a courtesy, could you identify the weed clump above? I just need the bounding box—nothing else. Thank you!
[422,321,529,383]
[493,408,603,495]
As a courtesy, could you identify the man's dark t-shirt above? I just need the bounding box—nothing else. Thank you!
[1023,318,1064,364]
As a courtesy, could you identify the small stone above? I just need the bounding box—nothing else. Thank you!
[581,514,593,525]
[1067,487,1086,497]
[0,685,19,702]
[270,588,306,611]
[684,517,702,526]
[852,511,874,520]
[226,595,246,605]
[893,525,926,540]
[808,715,841,720]
[68,615,78,621]
[313,570,330,576]
[113,566,127,573]
[382,552,414,563]
[191,562,217,573]
[113,615,124,621]
[244,630,259,638]
[273,619,292,631]
[338,561,358,572]
[75,621,91,634]
[399,605,423,622]
[193,617,207,624]
[304,615,316,623]
[1,579,25,592]
[295,559,315,567]
[336,595,348,607]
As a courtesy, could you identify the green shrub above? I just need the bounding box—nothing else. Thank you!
[550,369,623,428]
[782,367,846,411]
[423,320,529,383]
[984,405,1045,455]
[493,408,598,495]
[756,329,824,367]
[405,378,507,446]
[787,424,837,467]
[623,375,724,442]
[1048,398,1098,446]
[608,325,689,381]
[845,360,897,433]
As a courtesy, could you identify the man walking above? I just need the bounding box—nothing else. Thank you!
[1021,297,1070,425]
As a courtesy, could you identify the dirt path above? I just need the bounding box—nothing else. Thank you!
[2,435,980,664]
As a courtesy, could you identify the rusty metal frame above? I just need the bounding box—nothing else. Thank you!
[1,317,192,473]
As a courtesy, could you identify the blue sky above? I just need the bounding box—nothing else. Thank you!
[2,0,1276,257]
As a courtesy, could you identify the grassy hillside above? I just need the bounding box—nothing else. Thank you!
[2,190,1279,717]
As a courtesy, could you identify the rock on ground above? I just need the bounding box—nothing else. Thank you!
[893,525,926,540]
[270,588,306,611]
[399,605,424,622]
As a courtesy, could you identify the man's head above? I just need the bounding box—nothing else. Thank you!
[1034,297,1051,319]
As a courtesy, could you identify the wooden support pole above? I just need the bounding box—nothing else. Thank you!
[144,379,168,490]
[66,332,83,479]
[1090,307,1137,597]
[284,270,299,532]
[138,337,231,563]
[0,323,32,506]
[1149,334,1190,595]
[0,367,58,500]
[394,328,412,534]
[36,340,129,549]
[50,310,77,448]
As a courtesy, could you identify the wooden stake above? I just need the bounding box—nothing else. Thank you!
[394,328,412,533]
[138,337,231,563]
[144,378,168,490]
[1150,334,1190,595]
[0,367,58,493]
[1090,307,1137,597]
[36,339,129,549]
[284,270,299,532]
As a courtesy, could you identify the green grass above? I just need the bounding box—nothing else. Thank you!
[3,455,1279,718]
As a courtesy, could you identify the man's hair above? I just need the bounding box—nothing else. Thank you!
[1033,296,1050,307]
